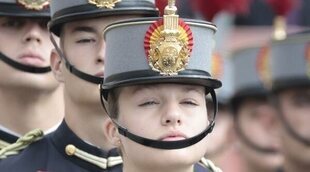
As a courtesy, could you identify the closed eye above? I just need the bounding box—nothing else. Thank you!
[181,100,199,106]
[76,38,96,43]
[138,101,159,107]
[2,19,24,28]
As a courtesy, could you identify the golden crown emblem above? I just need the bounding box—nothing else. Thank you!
[17,0,49,10]
[88,0,121,9]
[144,0,193,76]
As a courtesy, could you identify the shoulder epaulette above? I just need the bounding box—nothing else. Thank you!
[0,129,44,159]
[199,157,222,172]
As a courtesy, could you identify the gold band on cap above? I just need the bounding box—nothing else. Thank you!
[17,0,49,10]
[88,0,121,9]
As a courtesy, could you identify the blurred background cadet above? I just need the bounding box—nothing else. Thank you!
[230,45,283,172]
[269,30,310,172]
[204,51,243,172]
[0,0,64,149]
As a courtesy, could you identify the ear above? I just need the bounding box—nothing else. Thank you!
[103,118,121,147]
[50,49,64,82]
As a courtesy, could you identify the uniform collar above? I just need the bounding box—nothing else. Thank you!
[0,128,19,149]
[50,120,121,171]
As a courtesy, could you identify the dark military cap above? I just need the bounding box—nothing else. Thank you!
[49,0,159,36]
[102,19,221,91]
[231,45,271,99]
[0,0,50,18]
[270,30,310,91]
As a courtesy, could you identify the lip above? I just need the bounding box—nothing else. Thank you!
[95,71,104,77]
[159,131,187,141]
[18,52,45,67]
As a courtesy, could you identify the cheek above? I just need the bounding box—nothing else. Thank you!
[64,46,95,67]
[119,111,153,136]
[0,35,20,58]
[186,108,208,133]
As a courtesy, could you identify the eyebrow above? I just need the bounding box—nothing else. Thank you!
[130,85,205,95]
[131,85,155,95]
[183,86,205,95]
[71,26,97,34]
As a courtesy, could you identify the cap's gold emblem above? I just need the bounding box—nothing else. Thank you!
[257,46,272,89]
[306,42,310,78]
[144,0,193,75]
[17,0,49,10]
[88,0,121,9]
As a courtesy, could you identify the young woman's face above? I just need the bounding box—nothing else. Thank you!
[116,84,209,171]
[277,87,310,164]
[0,17,58,91]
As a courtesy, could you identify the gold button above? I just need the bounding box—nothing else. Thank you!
[65,144,76,156]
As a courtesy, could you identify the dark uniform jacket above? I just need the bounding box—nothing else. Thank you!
[0,129,18,150]
[0,121,211,172]
[0,121,122,172]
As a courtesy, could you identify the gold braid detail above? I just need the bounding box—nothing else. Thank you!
[65,144,122,169]
[200,157,222,172]
[0,129,44,159]
[0,140,10,150]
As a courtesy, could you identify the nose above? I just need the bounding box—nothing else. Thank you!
[258,104,277,130]
[161,101,182,126]
[23,22,44,44]
[96,40,105,64]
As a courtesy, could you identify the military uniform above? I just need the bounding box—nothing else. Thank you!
[0,121,123,171]
[100,1,222,172]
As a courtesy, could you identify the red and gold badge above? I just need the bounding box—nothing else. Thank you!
[17,0,49,10]
[144,19,193,75]
[306,42,310,78]
[256,45,272,89]
[88,0,121,9]
[210,52,223,80]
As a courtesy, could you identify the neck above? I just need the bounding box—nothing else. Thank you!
[123,158,194,172]
[0,85,64,135]
[64,91,113,151]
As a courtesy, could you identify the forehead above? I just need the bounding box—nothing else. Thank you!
[62,14,144,35]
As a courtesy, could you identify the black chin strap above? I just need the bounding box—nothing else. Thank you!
[50,34,102,84]
[0,52,51,73]
[234,116,280,153]
[101,87,218,150]
[277,104,310,147]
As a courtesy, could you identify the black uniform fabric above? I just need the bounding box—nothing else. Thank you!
[0,121,122,172]
[194,163,212,172]
[0,129,18,148]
